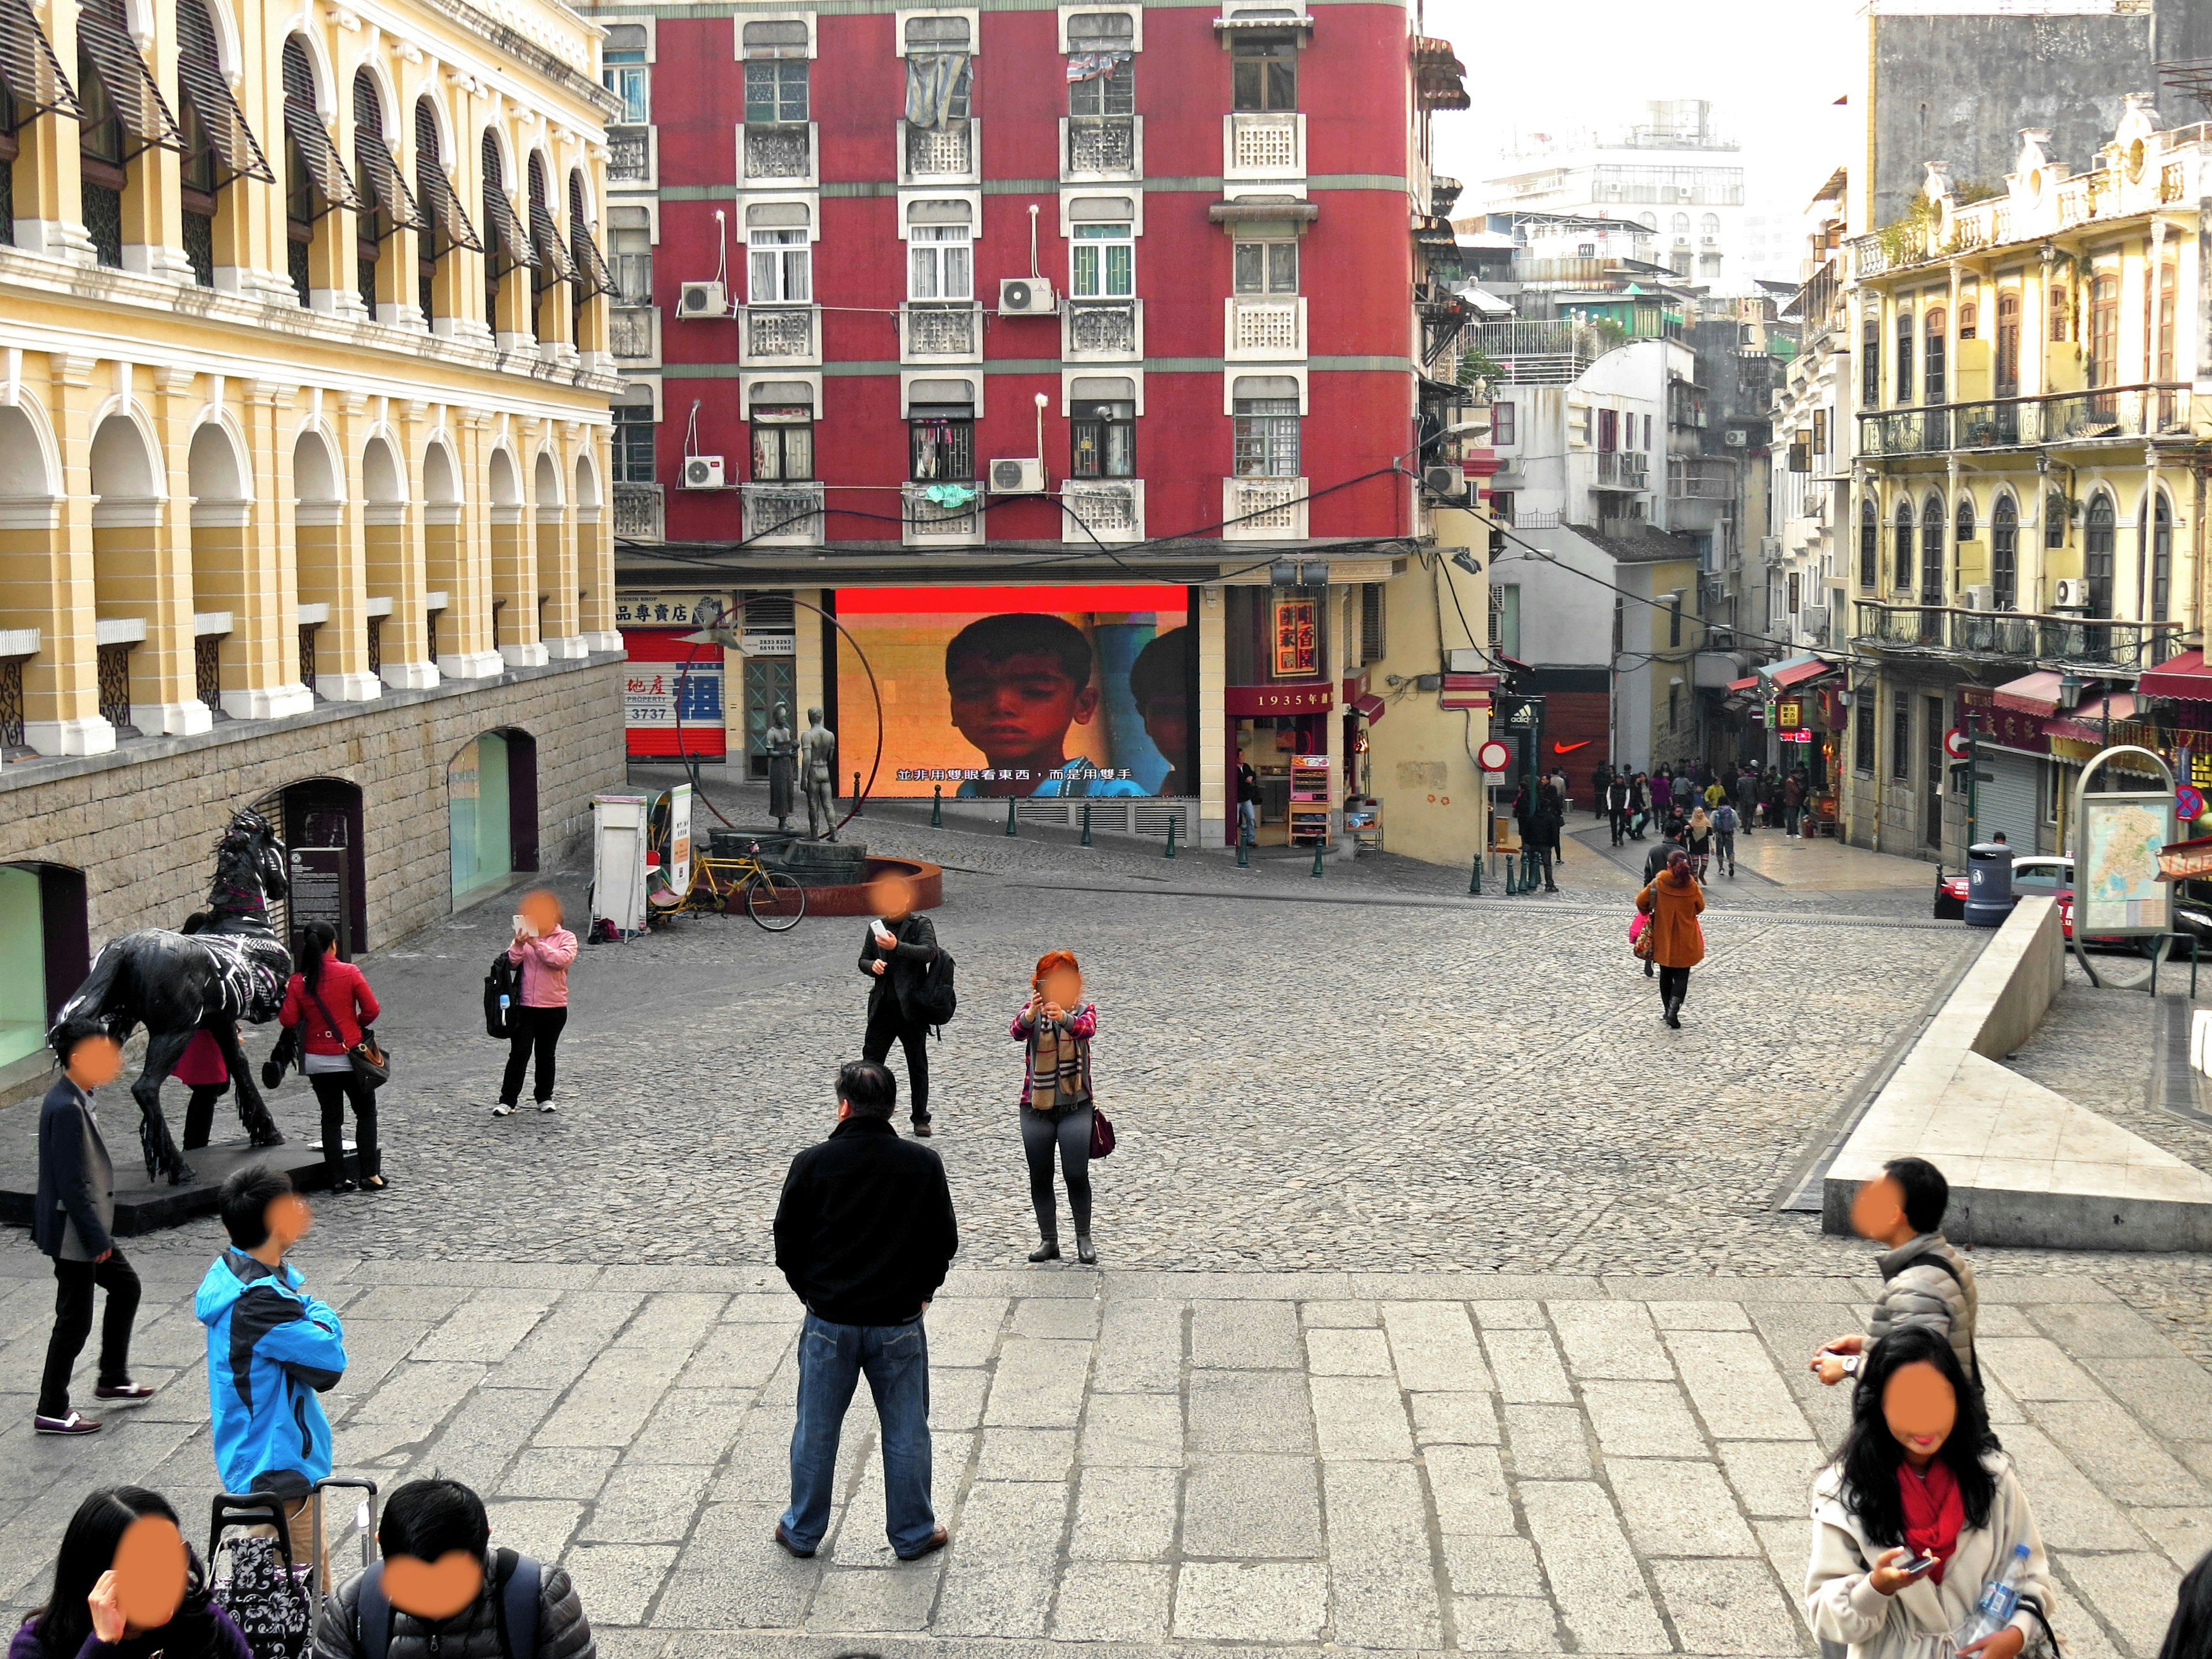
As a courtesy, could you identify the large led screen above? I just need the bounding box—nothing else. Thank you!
[835,585,1193,797]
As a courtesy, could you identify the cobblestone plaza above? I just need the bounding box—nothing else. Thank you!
[1,818,2207,1657]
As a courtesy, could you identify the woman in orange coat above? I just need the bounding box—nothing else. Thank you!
[1636,849,1706,1029]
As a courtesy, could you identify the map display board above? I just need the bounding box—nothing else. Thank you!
[2079,793,2174,934]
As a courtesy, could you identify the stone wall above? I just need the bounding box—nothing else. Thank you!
[0,656,626,951]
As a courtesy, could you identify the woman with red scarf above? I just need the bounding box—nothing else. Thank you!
[1807,1327,2052,1659]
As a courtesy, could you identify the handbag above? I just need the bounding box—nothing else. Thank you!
[1629,911,1654,961]
[1089,1105,1116,1158]
[307,979,391,1090]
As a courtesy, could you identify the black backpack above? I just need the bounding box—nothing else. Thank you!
[485,952,521,1039]
[912,944,957,1030]
[357,1548,539,1659]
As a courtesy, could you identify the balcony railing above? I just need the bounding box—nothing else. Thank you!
[1667,457,1732,499]
[1468,319,1610,385]
[1065,298,1139,360]
[1851,600,2182,671]
[904,119,974,180]
[1859,384,2196,456]
[1222,476,1306,540]
[609,306,657,361]
[1226,112,1303,177]
[741,304,818,365]
[743,123,813,182]
[1065,115,1136,177]
[741,482,824,545]
[1062,479,1143,542]
[1226,295,1305,359]
[1593,450,1650,491]
[903,482,982,544]
[607,124,652,184]
[900,301,980,361]
[611,482,664,543]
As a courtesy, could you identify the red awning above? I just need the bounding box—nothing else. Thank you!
[1769,657,1836,690]
[2141,649,2212,702]
[2046,691,2140,744]
[1992,669,2065,717]
[1725,675,1759,692]
[1351,692,1385,722]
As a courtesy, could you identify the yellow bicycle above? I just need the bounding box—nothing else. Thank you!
[668,847,808,931]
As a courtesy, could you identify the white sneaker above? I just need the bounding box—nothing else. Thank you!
[538,1101,557,1113]
[491,1103,516,1117]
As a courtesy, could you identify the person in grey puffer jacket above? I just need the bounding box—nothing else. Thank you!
[314,1480,593,1659]
[1812,1157,1979,1387]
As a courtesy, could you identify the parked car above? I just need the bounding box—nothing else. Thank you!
[1937,854,2166,951]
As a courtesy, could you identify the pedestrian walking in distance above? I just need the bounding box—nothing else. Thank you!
[1684,806,1715,882]
[1636,850,1705,1028]
[1533,781,1564,891]
[1014,949,1100,1264]
[33,1020,154,1435]
[279,922,384,1190]
[1806,1325,2050,1659]
[772,1060,958,1562]
[1605,770,1633,846]
[1813,1157,1978,1387]
[1237,761,1262,847]
[497,889,577,1117]
[859,873,940,1135]
[13,1486,255,1659]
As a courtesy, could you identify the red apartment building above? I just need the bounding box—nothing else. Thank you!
[594,0,1474,849]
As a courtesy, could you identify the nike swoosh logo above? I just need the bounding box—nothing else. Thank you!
[1552,740,1593,753]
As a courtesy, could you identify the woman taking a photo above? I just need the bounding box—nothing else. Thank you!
[279,922,383,1191]
[1012,949,1098,1265]
[12,1486,252,1659]
[1635,849,1705,1029]
[498,888,577,1116]
[1808,1326,2051,1659]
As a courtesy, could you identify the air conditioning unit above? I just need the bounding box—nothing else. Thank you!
[2053,578,2088,609]
[1963,585,1993,611]
[677,281,728,318]
[1421,463,1468,502]
[681,455,725,490]
[998,276,1058,316]
[1723,429,1748,448]
[988,457,1046,494]
[1798,605,1830,635]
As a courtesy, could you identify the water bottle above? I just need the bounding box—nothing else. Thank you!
[1959,1544,2032,1646]
[498,994,511,1014]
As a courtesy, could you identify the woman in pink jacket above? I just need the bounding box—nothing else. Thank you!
[496,889,578,1116]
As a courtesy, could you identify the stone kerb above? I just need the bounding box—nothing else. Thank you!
[1825,897,2212,1252]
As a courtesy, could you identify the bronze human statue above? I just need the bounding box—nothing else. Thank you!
[764,700,798,831]
[798,706,838,841]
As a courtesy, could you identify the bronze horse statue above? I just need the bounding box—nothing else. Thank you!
[52,809,293,1183]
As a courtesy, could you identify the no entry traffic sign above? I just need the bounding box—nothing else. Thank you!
[1478,740,1512,773]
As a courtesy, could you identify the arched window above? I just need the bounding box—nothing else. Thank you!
[525,152,577,337]
[2089,274,2119,391]
[173,0,272,287]
[1893,310,1914,405]
[1991,497,2017,611]
[1893,499,1914,590]
[1671,212,1689,238]
[482,130,538,335]
[1859,496,1877,589]
[2152,494,2173,622]
[73,0,152,268]
[1921,493,1945,603]
[2045,490,2067,551]
[2084,493,2115,618]
[281,38,362,308]
[411,98,479,325]
[1861,313,1880,408]
[1995,289,2020,395]
[1699,212,1719,243]
[1923,307,1946,404]
[352,71,387,315]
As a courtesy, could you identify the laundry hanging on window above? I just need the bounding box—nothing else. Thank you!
[922,483,978,508]
[1065,50,1130,82]
[905,53,971,128]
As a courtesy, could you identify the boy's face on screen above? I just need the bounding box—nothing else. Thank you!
[948,649,1096,764]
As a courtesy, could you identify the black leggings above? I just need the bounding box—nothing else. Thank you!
[1658,965,1691,1007]
[310,1071,379,1179]
[501,1006,567,1105]
[183,1082,228,1150]
[1021,1105,1093,1243]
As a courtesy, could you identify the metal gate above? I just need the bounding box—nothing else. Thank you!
[1978,751,2041,854]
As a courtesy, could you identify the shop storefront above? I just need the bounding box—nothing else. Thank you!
[617,594,728,764]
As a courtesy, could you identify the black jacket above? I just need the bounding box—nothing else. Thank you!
[774,1116,958,1325]
[859,913,938,1022]
[315,1555,594,1659]
[1643,836,1688,882]
[33,1078,113,1260]
[1237,765,1263,805]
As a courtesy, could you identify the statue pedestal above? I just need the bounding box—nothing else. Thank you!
[0,1131,366,1236]
[783,839,869,888]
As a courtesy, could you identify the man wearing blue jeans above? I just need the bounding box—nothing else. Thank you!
[772,1059,959,1561]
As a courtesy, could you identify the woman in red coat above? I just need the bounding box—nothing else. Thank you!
[278,921,384,1190]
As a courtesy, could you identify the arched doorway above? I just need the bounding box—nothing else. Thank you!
[0,863,88,1080]
[448,728,538,903]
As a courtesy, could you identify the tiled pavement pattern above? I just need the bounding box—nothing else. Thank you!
[1,1260,2206,1657]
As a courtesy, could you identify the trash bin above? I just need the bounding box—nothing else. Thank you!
[1964,840,2016,928]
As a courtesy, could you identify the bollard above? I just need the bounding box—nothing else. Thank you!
[1310,840,1326,878]
[851,772,863,816]
[1080,800,1092,846]
[1469,854,1482,895]
[1505,860,1519,895]
[1236,837,1250,868]
[1005,797,1019,836]
[931,785,943,827]
[1164,816,1178,859]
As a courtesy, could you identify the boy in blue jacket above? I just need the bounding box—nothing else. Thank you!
[198,1162,347,1576]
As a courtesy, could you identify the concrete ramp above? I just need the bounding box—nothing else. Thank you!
[1826,898,2212,1252]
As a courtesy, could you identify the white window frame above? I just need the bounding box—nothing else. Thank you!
[1220,366,1307,416]
[1056,5,1142,51]
[1060,369,1144,416]
[900,372,983,416]
[1232,237,1298,294]
[893,9,981,55]
[741,372,823,418]
[748,226,812,302]
[907,221,974,301]
[1069,221,1134,298]
[733,12,818,59]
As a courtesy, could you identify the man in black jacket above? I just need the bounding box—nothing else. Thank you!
[33,1018,156,1434]
[859,874,939,1135]
[772,1060,959,1562]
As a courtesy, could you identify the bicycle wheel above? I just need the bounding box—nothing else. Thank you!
[746,870,808,931]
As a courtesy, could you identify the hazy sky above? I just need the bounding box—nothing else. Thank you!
[1424,0,1858,228]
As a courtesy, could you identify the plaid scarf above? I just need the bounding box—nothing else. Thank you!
[1027,1006,1092,1112]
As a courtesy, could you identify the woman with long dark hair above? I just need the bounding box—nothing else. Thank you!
[279,922,384,1191]
[1808,1327,2050,1659]
[13,1486,251,1659]
[2158,1549,2212,1659]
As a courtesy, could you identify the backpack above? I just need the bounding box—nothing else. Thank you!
[911,944,957,1031]
[357,1548,540,1659]
[1714,804,1738,833]
[485,952,521,1039]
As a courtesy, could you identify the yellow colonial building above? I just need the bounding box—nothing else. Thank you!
[1842,104,2203,860]
[0,0,627,1085]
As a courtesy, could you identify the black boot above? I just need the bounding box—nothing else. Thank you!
[1028,1240,1060,1263]
[1077,1235,1096,1265]
[1663,997,1683,1030]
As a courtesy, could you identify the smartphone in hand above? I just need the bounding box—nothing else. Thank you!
[1895,1552,1940,1579]
[513,914,534,938]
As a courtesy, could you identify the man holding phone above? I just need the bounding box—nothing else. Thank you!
[858,874,939,1137]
